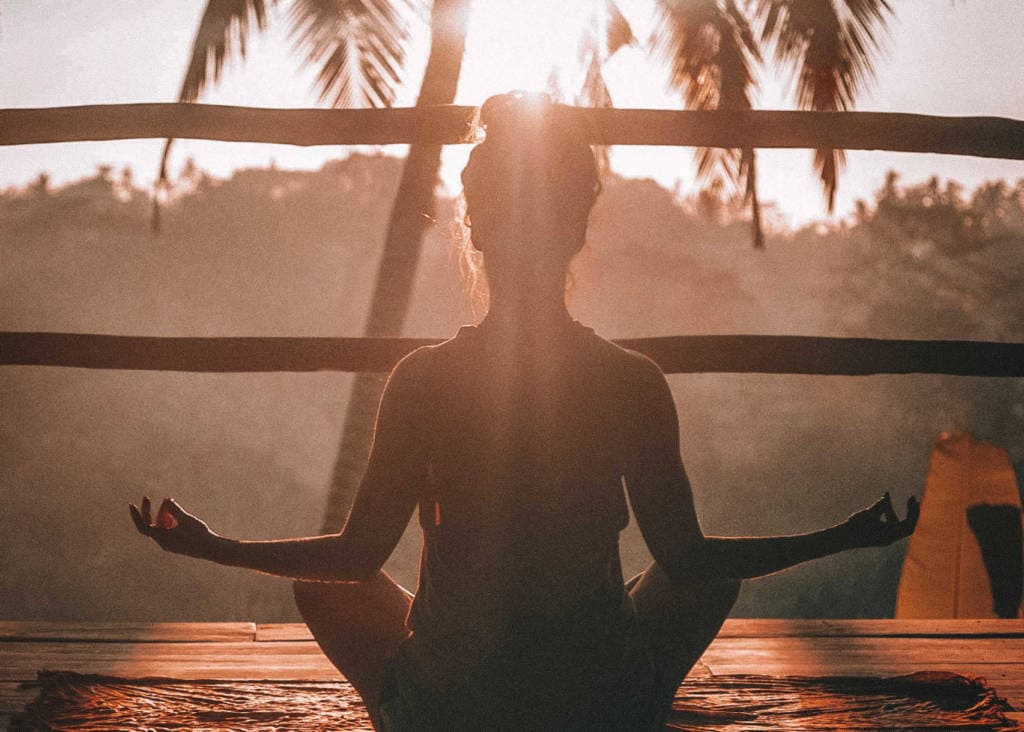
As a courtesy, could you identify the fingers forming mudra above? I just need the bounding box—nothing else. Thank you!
[129,496,216,558]
[846,492,920,548]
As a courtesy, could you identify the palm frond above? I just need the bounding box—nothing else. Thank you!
[575,1,635,174]
[180,0,274,104]
[288,0,413,109]
[653,0,722,109]
[757,0,891,210]
[579,50,613,108]
[652,0,763,245]
[157,0,272,204]
[651,0,759,159]
[156,0,414,231]
[606,0,635,55]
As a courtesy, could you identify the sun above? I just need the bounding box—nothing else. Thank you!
[439,0,607,193]
[456,0,596,104]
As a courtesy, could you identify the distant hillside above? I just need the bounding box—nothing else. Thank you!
[2,158,1021,621]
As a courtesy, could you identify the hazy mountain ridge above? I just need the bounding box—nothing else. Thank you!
[2,157,1021,621]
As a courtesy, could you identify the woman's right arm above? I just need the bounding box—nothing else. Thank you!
[622,360,918,584]
[130,352,426,582]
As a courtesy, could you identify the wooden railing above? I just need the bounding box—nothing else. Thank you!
[3,332,1021,376]
[2,104,1022,159]
[3,103,1022,376]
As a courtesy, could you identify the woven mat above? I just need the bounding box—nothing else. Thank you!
[10,670,1018,731]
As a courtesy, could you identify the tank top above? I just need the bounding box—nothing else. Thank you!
[392,320,657,702]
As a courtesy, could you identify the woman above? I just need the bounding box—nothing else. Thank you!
[130,93,918,730]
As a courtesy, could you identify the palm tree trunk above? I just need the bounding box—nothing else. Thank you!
[321,0,471,532]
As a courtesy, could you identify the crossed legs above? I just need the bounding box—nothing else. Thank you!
[294,565,739,730]
[292,572,412,727]
[628,563,741,728]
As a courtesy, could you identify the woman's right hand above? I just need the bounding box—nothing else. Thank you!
[844,492,920,548]
[129,496,219,560]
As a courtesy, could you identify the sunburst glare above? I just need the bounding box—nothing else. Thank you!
[458,0,597,101]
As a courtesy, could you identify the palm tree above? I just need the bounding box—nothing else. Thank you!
[157,0,469,532]
[651,0,892,246]
[320,0,469,531]
[163,0,892,530]
[155,0,415,229]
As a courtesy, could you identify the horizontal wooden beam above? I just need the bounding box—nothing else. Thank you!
[2,331,1021,376]
[2,104,1022,159]
[0,622,256,644]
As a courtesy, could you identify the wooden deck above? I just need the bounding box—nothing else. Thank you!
[2,619,1022,728]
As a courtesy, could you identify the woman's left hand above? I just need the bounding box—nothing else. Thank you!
[129,496,219,559]
[844,492,920,548]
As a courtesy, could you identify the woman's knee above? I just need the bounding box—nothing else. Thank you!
[292,579,372,628]
[292,576,413,639]
[638,562,740,593]
[631,563,740,619]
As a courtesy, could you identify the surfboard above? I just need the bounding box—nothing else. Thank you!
[895,432,1023,619]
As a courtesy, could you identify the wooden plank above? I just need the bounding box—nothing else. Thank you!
[256,623,313,642]
[255,618,1024,641]
[5,638,1017,678]
[4,331,1023,377]
[17,669,1009,711]
[719,618,1024,638]
[703,636,1024,662]
[2,638,1015,720]
[2,104,1022,160]
[2,624,1021,712]
[0,621,255,643]
[0,641,341,682]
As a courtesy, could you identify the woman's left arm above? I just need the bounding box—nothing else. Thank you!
[129,354,426,582]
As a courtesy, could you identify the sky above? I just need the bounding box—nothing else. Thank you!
[2,0,1023,226]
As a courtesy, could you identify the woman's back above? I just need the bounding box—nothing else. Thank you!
[387,318,661,727]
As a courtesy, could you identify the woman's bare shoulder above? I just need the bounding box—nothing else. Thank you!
[584,329,667,384]
[385,326,476,386]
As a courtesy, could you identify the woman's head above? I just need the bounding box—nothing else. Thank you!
[460,93,601,309]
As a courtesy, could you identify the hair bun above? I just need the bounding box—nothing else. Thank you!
[479,92,555,146]
[461,92,601,244]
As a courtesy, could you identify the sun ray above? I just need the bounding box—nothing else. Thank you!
[457,0,594,101]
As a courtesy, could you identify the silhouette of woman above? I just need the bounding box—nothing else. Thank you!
[131,92,919,731]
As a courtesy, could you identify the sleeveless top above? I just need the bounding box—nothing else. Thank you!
[374,323,663,728]
[384,320,660,728]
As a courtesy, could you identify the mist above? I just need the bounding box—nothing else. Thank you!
[2,156,1021,622]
